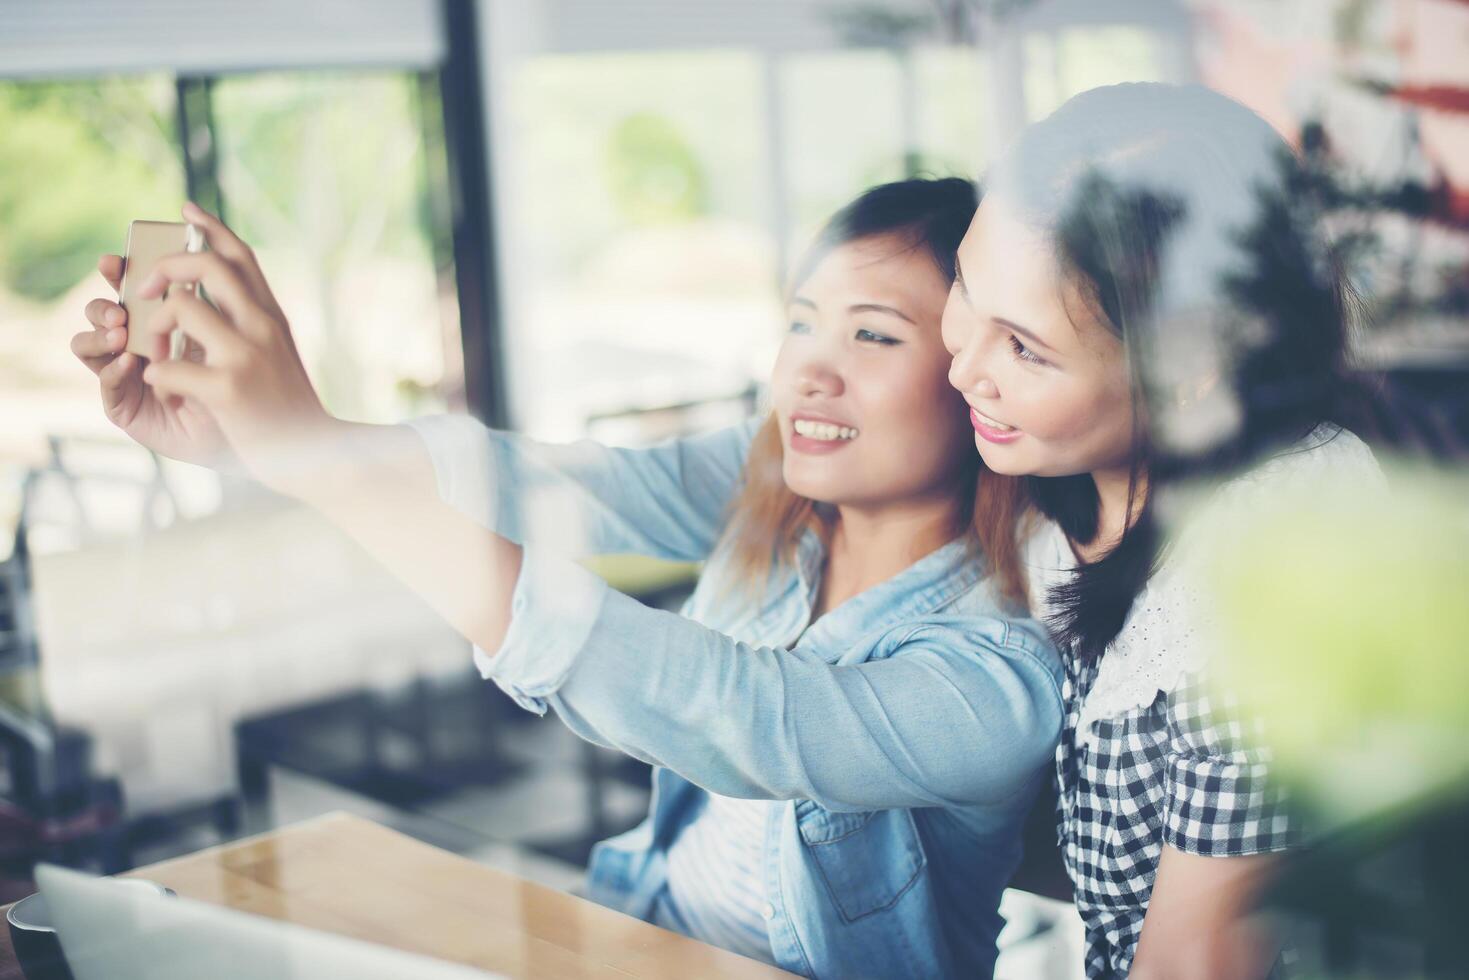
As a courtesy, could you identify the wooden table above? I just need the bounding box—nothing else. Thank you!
[0,812,794,979]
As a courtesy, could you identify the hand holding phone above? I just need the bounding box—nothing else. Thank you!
[125,202,335,498]
[118,220,206,361]
[69,211,231,469]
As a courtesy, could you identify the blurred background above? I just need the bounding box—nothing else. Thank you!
[0,1,1466,977]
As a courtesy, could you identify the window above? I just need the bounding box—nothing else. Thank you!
[211,70,456,424]
[0,69,461,547]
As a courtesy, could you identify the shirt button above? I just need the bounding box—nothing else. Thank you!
[761,904,776,920]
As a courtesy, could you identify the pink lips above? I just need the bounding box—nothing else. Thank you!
[970,407,1022,444]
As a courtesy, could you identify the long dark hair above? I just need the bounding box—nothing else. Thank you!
[724,177,1026,601]
[985,83,1358,659]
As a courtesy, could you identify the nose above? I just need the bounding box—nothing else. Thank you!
[796,356,844,400]
[943,314,999,400]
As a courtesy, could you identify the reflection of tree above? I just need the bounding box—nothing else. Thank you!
[1297,112,1469,325]
[213,75,429,418]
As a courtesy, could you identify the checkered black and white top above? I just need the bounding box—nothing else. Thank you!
[1025,426,1381,978]
[1051,647,1294,978]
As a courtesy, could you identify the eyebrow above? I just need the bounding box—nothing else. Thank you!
[995,317,1056,354]
[788,296,916,325]
[954,256,1057,354]
[849,302,915,324]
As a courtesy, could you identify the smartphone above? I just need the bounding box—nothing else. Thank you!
[118,220,206,361]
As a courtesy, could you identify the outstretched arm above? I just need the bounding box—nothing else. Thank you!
[106,204,1063,813]
[98,204,529,660]
[407,413,756,561]
[76,205,755,566]
[483,550,1064,812]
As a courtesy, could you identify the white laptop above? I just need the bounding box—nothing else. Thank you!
[36,864,504,980]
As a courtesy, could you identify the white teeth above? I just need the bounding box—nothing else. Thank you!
[793,419,859,441]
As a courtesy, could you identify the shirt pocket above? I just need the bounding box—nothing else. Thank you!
[795,802,927,923]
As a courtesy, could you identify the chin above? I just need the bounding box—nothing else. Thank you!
[781,473,838,504]
[971,436,1036,476]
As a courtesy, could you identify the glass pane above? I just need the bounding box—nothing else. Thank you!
[0,76,184,473]
[779,51,909,244]
[1025,27,1165,122]
[0,75,191,720]
[506,51,773,440]
[210,71,457,425]
[499,46,992,442]
[913,46,990,183]
[0,75,212,555]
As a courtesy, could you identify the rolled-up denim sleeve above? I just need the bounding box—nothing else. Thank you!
[472,549,609,715]
[403,414,757,561]
[484,550,1064,811]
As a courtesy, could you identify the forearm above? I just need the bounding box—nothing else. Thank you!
[406,413,760,560]
[285,420,522,656]
[519,580,1061,810]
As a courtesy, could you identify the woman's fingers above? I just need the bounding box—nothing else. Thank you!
[139,289,252,364]
[136,251,267,341]
[74,297,128,374]
[140,358,221,407]
[85,297,126,331]
[98,254,124,293]
[181,202,277,305]
[70,326,127,373]
[97,352,144,419]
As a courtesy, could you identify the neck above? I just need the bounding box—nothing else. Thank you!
[815,495,961,618]
[1079,464,1146,563]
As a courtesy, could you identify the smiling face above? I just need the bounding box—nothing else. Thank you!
[771,234,973,510]
[941,198,1137,480]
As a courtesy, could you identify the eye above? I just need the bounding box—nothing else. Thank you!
[856,328,900,346]
[1007,334,1048,366]
[788,320,813,335]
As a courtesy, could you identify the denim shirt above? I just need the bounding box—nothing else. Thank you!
[407,415,1065,979]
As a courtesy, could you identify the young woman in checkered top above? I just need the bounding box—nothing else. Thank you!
[941,83,1382,978]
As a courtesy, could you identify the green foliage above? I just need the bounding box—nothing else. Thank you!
[0,79,183,301]
[605,112,708,226]
[1208,467,1469,827]
[211,72,430,260]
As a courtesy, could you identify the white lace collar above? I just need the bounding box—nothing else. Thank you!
[1024,425,1382,751]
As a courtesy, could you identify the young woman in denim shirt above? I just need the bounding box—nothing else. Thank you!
[75,178,1064,978]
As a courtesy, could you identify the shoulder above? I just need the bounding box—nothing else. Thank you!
[886,613,1064,697]
[1152,424,1382,608]
[1077,425,1382,739]
[1212,424,1382,506]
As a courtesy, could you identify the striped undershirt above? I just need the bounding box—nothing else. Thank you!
[652,792,776,964]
